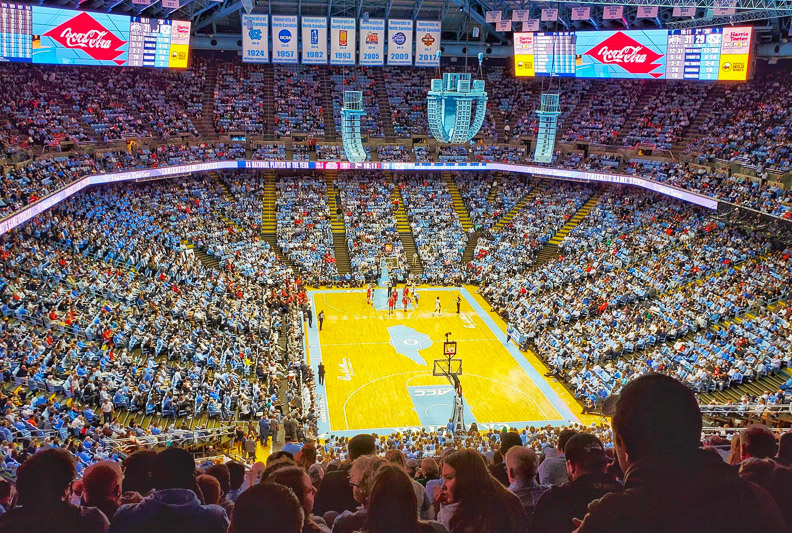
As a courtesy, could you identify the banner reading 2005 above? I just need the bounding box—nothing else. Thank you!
[301,17,327,64]
[330,17,356,65]
[387,19,413,65]
[241,14,268,63]
[271,15,297,64]
[358,18,384,66]
[414,20,440,67]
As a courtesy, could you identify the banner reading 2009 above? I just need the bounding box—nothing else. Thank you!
[387,19,413,65]
[271,15,298,64]
[301,17,327,64]
[358,18,384,66]
[414,20,440,67]
[330,17,356,65]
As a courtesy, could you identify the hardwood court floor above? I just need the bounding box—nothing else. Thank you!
[306,287,578,434]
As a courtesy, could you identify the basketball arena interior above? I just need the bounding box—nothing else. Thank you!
[0,1,791,532]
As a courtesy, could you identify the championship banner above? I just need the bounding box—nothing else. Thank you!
[571,7,591,21]
[511,10,530,22]
[162,0,179,8]
[541,8,558,22]
[713,7,736,15]
[387,18,413,66]
[603,6,624,19]
[271,15,297,63]
[241,13,268,63]
[32,7,130,66]
[415,20,440,67]
[330,17,355,65]
[301,16,327,64]
[673,7,697,16]
[359,18,384,66]
[637,6,659,18]
[522,19,540,32]
[485,11,501,23]
[496,20,512,32]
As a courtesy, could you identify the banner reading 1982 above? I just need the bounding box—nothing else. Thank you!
[358,18,384,66]
[330,17,356,65]
[271,15,298,64]
[387,19,413,65]
[301,16,327,64]
[414,20,440,67]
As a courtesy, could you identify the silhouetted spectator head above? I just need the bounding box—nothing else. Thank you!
[349,455,388,506]
[605,374,701,469]
[0,479,15,508]
[505,446,538,485]
[227,462,246,492]
[741,426,778,461]
[564,433,609,479]
[16,448,75,507]
[229,483,304,533]
[777,431,792,466]
[366,465,421,533]
[151,447,197,491]
[206,463,231,495]
[348,434,376,460]
[83,460,123,506]
[196,474,222,505]
[500,432,523,457]
[384,449,407,468]
[557,429,578,454]
[122,450,157,495]
[307,463,324,489]
[269,466,318,517]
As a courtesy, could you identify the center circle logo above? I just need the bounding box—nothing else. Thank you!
[392,32,406,45]
[278,29,292,44]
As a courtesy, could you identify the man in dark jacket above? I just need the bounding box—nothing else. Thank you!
[532,433,622,532]
[577,374,786,533]
[0,448,108,533]
[110,447,228,533]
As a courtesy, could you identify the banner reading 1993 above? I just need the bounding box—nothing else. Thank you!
[387,19,413,65]
[358,18,384,66]
[301,16,327,64]
[414,20,440,67]
[330,17,356,65]
[271,15,298,64]
[241,14,268,63]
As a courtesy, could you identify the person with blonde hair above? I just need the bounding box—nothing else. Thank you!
[331,456,388,533]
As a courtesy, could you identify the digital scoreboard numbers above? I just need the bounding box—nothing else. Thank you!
[129,18,173,68]
[0,2,31,62]
[666,29,722,81]
[514,27,753,81]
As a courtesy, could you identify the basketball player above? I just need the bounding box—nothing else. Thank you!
[435,297,441,315]
[366,284,373,305]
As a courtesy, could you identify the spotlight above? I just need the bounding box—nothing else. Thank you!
[459,6,464,12]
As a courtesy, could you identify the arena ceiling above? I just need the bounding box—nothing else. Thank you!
[41,0,792,41]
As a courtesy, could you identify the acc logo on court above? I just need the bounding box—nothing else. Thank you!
[413,389,453,397]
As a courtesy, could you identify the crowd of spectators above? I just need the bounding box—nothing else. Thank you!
[273,66,325,137]
[471,145,526,164]
[337,172,408,283]
[329,67,385,138]
[397,174,467,284]
[276,176,337,283]
[563,81,641,145]
[253,144,286,161]
[214,62,268,135]
[376,145,411,162]
[382,68,431,136]
[437,146,468,163]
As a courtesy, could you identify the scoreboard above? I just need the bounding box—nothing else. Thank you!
[0,4,190,68]
[514,27,753,81]
[0,2,31,62]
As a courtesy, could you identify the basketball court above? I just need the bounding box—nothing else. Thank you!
[305,286,584,437]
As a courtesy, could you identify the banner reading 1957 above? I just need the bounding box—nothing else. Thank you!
[271,15,298,64]
[414,20,440,67]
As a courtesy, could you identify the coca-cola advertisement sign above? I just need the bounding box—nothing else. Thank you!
[33,7,129,66]
[575,29,668,79]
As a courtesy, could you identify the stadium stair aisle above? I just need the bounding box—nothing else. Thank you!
[325,171,351,275]
[262,65,276,137]
[386,170,424,279]
[493,179,545,232]
[673,84,724,154]
[372,69,396,138]
[485,174,502,205]
[461,232,482,265]
[613,83,653,146]
[261,172,277,233]
[196,61,219,139]
[442,172,474,232]
[534,190,602,267]
[319,69,338,140]
[487,102,507,140]
[211,171,235,203]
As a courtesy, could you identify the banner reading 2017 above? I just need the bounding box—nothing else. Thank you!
[359,18,384,66]
[415,20,440,67]
[387,19,413,66]
[330,17,356,65]
[271,15,298,64]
